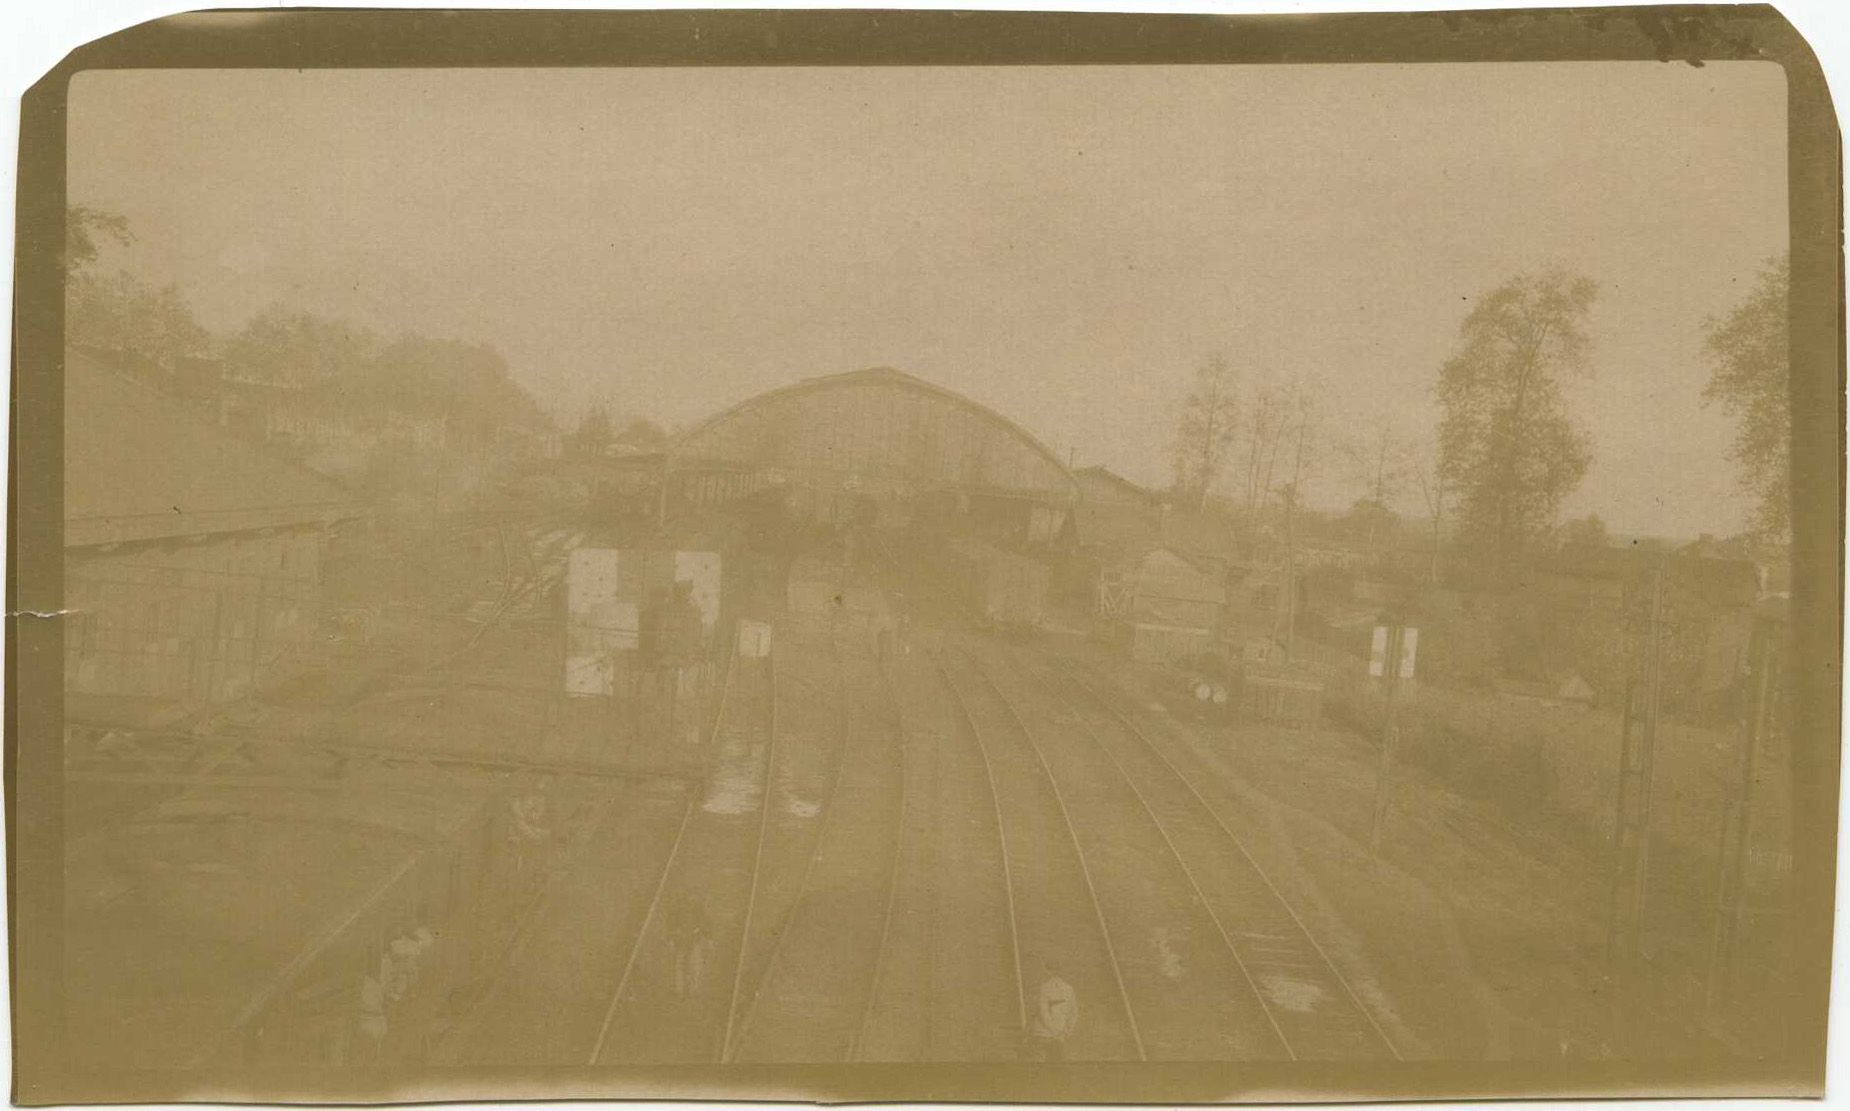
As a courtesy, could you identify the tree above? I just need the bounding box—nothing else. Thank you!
[573,404,615,457]
[1275,380,1325,657]
[63,205,210,371]
[1171,353,1241,513]
[1340,417,1411,561]
[223,304,380,389]
[1702,254,1789,543]
[66,269,212,371]
[1559,512,1610,549]
[614,416,668,452]
[1436,268,1598,576]
[66,204,133,276]
[1346,497,1399,551]
[1239,376,1287,517]
[1412,446,1448,584]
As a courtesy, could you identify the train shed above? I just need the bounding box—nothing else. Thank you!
[658,367,1081,548]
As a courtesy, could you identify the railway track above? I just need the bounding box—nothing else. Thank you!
[1039,651,1403,1060]
[850,661,914,1061]
[587,640,779,1064]
[932,642,1144,1061]
[725,628,908,1063]
[424,518,533,670]
[966,640,1284,1059]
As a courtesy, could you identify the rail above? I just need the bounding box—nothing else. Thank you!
[1060,660,1403,1060]
[957,644,1147,1062]
[723,628,854,1062]
[928,647,1028,1036]
[850,662,910,1062]
[717,640,781,1060]
[589,799,698,1063]
[1008,649,1294,1059]
[584,630,746,1065]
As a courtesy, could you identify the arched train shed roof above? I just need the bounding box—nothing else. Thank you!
[667,367,1080,502]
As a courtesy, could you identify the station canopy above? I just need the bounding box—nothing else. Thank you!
[666,367,1079,503]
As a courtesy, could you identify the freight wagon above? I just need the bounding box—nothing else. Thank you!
[942,540,1049,632]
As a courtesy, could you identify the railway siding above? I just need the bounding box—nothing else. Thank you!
[728,639,906,1062]
[862,645,1019,1060]
[1054,657,1402,1061]
[934,644,1142,1061]
[977,642,1288,1060]
[592,647,777,1064]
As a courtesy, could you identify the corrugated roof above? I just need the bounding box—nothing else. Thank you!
[65,347,367,547]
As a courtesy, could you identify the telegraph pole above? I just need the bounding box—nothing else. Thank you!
[1602,551,1672,1054]
[1369,614,1414,853]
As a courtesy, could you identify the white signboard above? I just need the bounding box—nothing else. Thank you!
[1369,625,1419,681]
[565,548,723,695]
[565,548,638,697]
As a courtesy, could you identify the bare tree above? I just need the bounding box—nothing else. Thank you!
[1240,375,1286,517]
[1412,445,1448,585]
[1276,379,1325,658]
[1257,377,1297,519]
[1171,352,1241,513]
[1341,416,1411,563]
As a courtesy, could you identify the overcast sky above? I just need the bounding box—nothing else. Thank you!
[68,62,1787,538]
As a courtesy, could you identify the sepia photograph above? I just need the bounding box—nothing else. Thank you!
[7,5,1843,1105]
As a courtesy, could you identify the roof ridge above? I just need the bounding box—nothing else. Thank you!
[70,346,365,503]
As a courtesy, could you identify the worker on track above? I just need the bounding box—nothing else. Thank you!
[667,897,714,1000]
[354,972,389,1064]
[1027,956,1078,1062]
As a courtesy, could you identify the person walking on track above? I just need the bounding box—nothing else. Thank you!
[1028,956,1078,1062]
[668,897,714,1000]
[354,971,389,1064]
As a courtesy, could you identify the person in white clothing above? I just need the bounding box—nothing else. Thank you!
[1028,957,1078,1062]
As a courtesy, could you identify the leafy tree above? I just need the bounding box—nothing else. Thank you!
[573,404,615,457]
[1171,352,1241,513]
[614,416,668,452]
[66,269,211,370]
[369,334,546,430]
[1346,497,1400,553]
[66,204,133,276]
[64,204,210,371]
[223,304,380,388]
[1436,268,1598,576]
[1702,254,1789,543]
[1559,512,1610,549]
